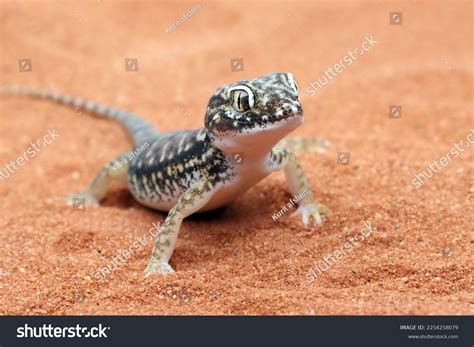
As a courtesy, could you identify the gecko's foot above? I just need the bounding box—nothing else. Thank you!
[144,261,175,277]
[65,192,99,209]
[291,203,331,226]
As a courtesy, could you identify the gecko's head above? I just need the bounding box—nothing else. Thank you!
[204,72,303,151]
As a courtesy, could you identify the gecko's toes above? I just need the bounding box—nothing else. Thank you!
[291,203,330,227]
[64,192,99,209]
[53,192,99,209]
[144,261,175,277]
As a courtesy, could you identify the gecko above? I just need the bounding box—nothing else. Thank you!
[1,72,330,275]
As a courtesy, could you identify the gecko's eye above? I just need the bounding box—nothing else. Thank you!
[229,85,254,113]
[286,73,298,94]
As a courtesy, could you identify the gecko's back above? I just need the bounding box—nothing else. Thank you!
[127,128,231,211]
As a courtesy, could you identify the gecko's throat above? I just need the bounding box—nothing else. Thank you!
[208,106,303,155]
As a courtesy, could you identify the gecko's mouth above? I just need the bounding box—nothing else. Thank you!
[208,103,304,136]
[234,108,303,129]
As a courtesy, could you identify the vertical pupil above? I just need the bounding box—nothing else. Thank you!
[232,90,249,111]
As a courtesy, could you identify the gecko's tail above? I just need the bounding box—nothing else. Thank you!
[0,86,159,147]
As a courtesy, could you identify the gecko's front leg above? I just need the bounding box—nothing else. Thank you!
[144,179,214,276]
[270,146,330,226]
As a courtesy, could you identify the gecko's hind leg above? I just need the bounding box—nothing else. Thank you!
[66,151,131,207]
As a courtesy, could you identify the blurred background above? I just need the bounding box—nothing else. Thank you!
[0,1,472,315]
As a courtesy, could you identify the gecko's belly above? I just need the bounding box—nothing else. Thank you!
[199,165,272,212]
[131,193,180,212]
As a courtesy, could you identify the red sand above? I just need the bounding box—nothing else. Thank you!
[0,1,472,315]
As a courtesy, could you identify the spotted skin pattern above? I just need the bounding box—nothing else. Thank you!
[127,129,231,209]
[0,73,330,275]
